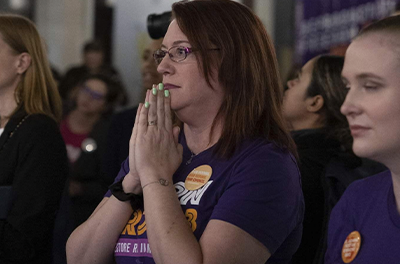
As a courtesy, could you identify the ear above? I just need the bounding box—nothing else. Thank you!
[306,95,324,113]
[16,52,32,74]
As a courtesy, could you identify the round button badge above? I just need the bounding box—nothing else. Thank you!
[185,165,212,190]
[342,231,361,263]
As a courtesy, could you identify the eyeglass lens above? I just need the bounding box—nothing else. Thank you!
[153,46,190,65]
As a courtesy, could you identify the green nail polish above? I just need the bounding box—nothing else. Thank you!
[152,87,157,95]
[145,101,150,108]
[158,83,164,91]
[164,90,169,97]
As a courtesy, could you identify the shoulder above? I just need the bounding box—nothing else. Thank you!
[341,170,391,203]
[226,139,302,201]
[23,114,59,132]
[18,114,63,143]
[234,139,299,175]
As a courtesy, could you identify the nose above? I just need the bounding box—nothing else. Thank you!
[340,87,361,117]
[156,54,174,76]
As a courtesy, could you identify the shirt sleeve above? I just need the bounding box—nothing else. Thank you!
[104,157,130,197]
[210,145,304,254]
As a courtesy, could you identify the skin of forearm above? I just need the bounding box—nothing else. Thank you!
[66,196,133,264]
[143,182,203,264]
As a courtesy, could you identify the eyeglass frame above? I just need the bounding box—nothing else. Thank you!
[81,85,107,101]
[153,45,219,65]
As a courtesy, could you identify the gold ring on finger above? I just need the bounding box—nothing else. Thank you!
[148,120,157,126]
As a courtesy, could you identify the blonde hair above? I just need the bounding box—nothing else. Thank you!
[0,14,62,122]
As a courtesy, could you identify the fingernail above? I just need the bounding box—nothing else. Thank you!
[158,83,164,91]
[152,87,157,95]
[164,90,169,97]
[145,101,150,108]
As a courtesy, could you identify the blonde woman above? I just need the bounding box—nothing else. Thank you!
[326,15,400,263]
[0,14,68,264]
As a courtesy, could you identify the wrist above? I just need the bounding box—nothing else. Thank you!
[123,173,142,195]
[142,178,169,190]
[109,178,143,210]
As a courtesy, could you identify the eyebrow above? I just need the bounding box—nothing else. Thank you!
[342,73,385,84]
[356,73,385,82]
[161,40,191,49]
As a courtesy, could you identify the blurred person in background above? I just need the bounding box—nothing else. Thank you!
[284,55,385,264]
[104,38,163,182]
[0,14,68,264]
[59,40,128,115]
[53,73,121,264]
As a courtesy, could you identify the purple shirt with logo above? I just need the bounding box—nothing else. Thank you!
[326,170,400,263]
[105,134,304,264]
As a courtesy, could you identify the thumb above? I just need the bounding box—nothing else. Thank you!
[173,126,180,145]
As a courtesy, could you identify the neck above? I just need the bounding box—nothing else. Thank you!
[68,109,101,134]
[183,119,223,155]
[290,115,324,131]
[0,87,18,128]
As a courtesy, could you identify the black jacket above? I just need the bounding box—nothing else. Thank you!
[0,108,68,264]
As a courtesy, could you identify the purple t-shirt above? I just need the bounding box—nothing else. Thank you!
[105,134,304,264]
[325,170,400,263]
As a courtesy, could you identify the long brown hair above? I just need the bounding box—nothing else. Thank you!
[0,14,62,122]
[172,0,296,158]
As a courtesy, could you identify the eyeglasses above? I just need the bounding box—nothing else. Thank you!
[153,46,219,65]
[81,86,106,101]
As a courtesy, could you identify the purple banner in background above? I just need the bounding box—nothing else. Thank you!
[295,0,399,64]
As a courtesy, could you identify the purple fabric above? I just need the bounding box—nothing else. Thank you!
[106,134,304,264]
[326,170,400,263]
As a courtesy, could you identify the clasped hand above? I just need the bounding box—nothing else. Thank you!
[126,84,183,194]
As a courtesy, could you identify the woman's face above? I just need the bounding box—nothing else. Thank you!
[76,78,108,115]
[141,39,163,91]
[283,58,316,130]
[0,34,21,93]
[156,20,224,119]
[341,33,400,164]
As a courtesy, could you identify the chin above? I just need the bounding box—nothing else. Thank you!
[352,141,381,161]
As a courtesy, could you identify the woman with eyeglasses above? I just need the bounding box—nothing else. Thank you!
[0,14,69,263]
[325,15,400,263]
[53,73,121,263]
[67,1,304,264]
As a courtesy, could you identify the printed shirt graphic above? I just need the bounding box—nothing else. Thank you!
[105,133,303,264]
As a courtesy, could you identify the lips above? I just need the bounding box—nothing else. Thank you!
[349,125,371,137]
[163,83,180,90]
